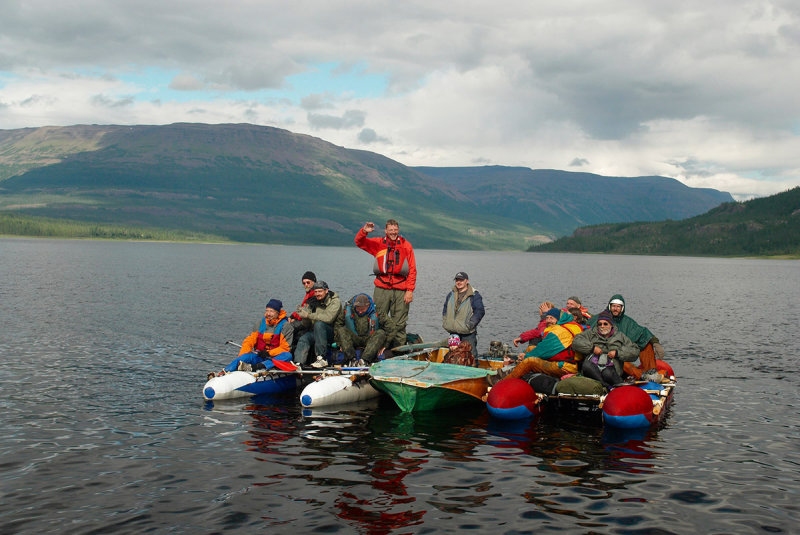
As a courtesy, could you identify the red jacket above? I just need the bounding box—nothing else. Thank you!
[290,289,314,321]
[519,318,547,343]
[355,229,417,291]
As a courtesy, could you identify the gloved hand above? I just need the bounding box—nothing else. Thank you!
[652,341,665,360]
[297,307,309,319]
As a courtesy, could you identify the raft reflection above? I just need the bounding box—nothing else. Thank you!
[235,395,666,532]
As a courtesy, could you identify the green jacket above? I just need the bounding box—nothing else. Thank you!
[572,325,640,363]
[589,294,655,350]
[302,291,342,325]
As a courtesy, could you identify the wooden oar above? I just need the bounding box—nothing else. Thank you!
[391,339,447,353]
[393,346,447,360]
[255,368,370,377]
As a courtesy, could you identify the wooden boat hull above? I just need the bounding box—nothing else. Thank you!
[369,357,495,412]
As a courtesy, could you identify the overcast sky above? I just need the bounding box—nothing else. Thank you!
[2,1,799,199]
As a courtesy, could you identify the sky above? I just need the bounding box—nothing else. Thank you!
[2,1,799,200]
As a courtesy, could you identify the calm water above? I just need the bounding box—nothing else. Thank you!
[1,238,799,534]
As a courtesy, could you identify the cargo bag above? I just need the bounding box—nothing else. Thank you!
[555,375,606,395]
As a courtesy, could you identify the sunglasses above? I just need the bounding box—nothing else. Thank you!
[597,321,612,326]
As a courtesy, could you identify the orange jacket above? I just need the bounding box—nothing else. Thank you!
[238,309,291,357]
[355,229,417,291]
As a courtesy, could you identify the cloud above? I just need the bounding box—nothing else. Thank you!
[0,1,798,198]
[300,94,333,111]
[90,94,135,108]
[307,109,366,130]
[358,128,390,144]
[169,73,204,91]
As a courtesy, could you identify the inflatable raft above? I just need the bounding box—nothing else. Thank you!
[299,374,380,408]
[487,361,677,429]
[203,370,304,400]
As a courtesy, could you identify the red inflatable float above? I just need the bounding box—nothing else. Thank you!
[486,379,541,420]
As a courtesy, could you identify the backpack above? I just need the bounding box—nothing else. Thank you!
[521,372,559,395]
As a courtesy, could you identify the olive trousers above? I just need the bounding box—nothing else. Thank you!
[372,286,409,349]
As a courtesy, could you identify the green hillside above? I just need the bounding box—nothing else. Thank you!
[529,186,800,257]
[415,166,732,236]
[0,212,228,242]
[0,123,733,250]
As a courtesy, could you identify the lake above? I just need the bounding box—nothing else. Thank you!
[1,238,798,533]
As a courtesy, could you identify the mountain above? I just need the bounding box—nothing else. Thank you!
[528,186,800,257]
[0,123,732,249]
[414,166,733,236]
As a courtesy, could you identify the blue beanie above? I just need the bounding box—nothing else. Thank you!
[265,299,283,311]
[545,307,561,320]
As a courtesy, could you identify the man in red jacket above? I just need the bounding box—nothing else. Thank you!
[355,219,417,349]
[283,270,316,349]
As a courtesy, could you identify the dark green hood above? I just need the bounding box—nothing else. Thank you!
[608,294,626,318]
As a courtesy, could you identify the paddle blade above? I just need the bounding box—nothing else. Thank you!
[272,358,299,372]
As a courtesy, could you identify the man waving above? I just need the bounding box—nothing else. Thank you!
[355,219,417,349]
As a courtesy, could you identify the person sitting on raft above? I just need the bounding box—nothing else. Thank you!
[512,300,555,348]
[282,270,317,349]
[335,293,387,366]
[566,306,590,329]
[502,307,584,379]
[589,294,664,382]
[564,296,592,321]
[294,281,342,368]
[218,299,293,375]
[572,309,640,389]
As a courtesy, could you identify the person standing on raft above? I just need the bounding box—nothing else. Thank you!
[355,219,417,349]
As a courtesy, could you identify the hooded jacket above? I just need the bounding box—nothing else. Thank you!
[523,312,583,363]
[589,294,656,350]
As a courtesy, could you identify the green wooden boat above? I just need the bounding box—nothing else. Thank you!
[369,357,496,412]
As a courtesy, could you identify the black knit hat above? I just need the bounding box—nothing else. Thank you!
[302,271,317,282]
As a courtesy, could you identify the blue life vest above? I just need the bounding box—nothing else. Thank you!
[344,294,379,335]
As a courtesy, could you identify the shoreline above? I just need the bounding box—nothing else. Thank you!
[2,233,797,259]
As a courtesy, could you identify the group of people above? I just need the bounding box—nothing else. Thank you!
[212,219,420,377]
[498,294,665,387]
[211,218,664,388]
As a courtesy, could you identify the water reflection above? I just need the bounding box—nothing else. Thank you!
[220,394,676,533]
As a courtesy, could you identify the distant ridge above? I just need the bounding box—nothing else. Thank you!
[529,186,800,257]
[1,123,733,250]
[414,166,733,236]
